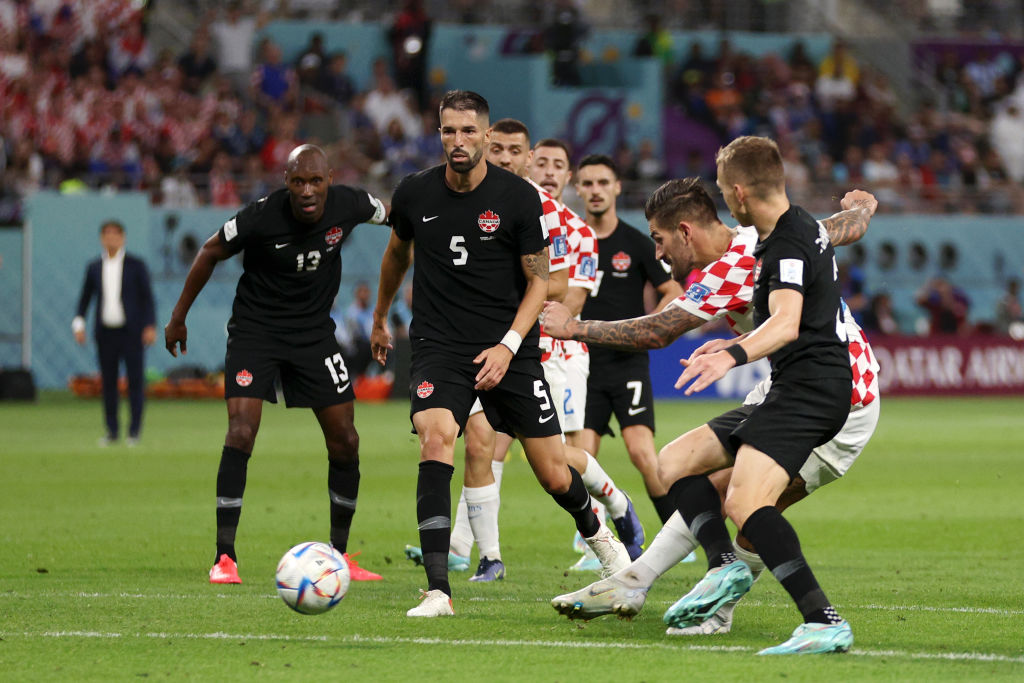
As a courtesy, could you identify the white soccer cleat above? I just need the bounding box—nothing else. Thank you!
[406,589,455,617]
[583,525,631,577]
[665,609,733,636]
[551,575,648,620]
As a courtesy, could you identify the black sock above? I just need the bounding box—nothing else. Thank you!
[215,445,250,564]
[551,466,600,538]
[328,459,360,554]
[650,494,676,524]
[742,506,841,625]
[417,460,454,596]
[669,475,736,569]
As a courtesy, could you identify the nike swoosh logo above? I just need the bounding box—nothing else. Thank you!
[275,243,289,249]
[627,406,647,416]
[539,413,555,423]
[336,382,351,393]
[422,216,439,222]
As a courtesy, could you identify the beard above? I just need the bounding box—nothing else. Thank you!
[447,146,483,173]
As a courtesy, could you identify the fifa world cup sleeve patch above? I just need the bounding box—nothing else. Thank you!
[367,194,387,224]
[779,258,804,285]
[685,282,711,303]
[222,217,238,241]
[552,234,568,258]
[579,255,597,278]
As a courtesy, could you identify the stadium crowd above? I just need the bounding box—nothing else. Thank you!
[2,0,1024,223]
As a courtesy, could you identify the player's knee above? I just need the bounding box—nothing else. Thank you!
[225,421,258,452]
[419,431,455,461]
[538,467,571,495]
[327,428,359,463]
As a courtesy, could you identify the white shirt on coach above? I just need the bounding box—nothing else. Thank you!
[72,247,126,334]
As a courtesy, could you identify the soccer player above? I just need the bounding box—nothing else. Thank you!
[371,91,629,617]
[546,179,879,641]
[644,137,855,654]
[164,144,386,585]
[574,155,683,526]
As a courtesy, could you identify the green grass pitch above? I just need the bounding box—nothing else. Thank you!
[1,394,1023,680]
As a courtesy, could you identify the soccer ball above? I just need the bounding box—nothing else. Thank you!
[275,542,350,615]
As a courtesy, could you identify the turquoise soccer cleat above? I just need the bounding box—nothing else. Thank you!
[663,561,753,628]
[758,621,853,655]
[403,544,470,571]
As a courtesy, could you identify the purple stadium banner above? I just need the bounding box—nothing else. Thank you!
[871,335,1024,396]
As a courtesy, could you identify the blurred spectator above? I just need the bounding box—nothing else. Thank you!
[208,151,240,207]
[990,103,1024,183]
[381,117,421,180]
[634,14,672,65]
[178,29,218,95]
[364,60,420,138]
[251,40,297,110]
[317,51,356,108]
[391,283,414,339]
[862,292,901,335]
[240,153,271,203]
[295,32,327,88]
[916,276,971,335]
[108,17,152,79]
[160,161,200,208]
[388,0,432,108]
[260,112,301,172]
[343,281,374,378]
[818,40,859,87]
[545,0,587,86]
[996,279,1024,334]
[635,139,666,183]
[210,2,265,93]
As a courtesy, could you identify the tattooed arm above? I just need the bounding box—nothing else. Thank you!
[822,189,878,246]
[542,301,708,351]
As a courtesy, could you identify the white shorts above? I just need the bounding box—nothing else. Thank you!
[743,377,880,494]
[561,341,589,433]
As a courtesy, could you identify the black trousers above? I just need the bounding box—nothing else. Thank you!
[97,326,145,438]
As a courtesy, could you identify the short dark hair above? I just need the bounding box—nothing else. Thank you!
[491,118,531,143]
[577,153,618,179]
[439,90,489,119]
[100,220,125,234]
[644,178,719,229]
[533,138,572,162]
[715,136,784,196]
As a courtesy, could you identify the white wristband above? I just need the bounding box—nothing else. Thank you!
[72,316,86,334]
[499,330,522,355]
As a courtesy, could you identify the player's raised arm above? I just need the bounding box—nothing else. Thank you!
[165,231,233,356]
[542,301,706,351]
[371,231,413,366]
[821,189,877,246]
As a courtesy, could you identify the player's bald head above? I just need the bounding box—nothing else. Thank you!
[286,144,330,173]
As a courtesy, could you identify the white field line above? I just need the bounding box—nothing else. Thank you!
[2,591,1021,617]
[6,630,1023,665]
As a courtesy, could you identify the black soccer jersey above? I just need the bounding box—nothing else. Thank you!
[752,204,850,380]
[389,162,546,355]
[218,185,386,343]
[581,219,672,367]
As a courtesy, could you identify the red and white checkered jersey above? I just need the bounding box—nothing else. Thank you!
[669,225,879,408]
[527,178,568,274]
[563,204,598,291]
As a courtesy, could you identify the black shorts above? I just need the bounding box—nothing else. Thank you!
[224,333,356,408]
[708,376,850,479]
[584,355,655,437]
[409,341,561,439]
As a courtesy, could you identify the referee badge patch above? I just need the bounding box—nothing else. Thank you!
[236,369,253,387]
[685,282,711,303]
[416,380,434,398]
[478,210,500,233]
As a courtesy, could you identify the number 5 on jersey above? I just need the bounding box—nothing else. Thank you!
[450,235,468,266]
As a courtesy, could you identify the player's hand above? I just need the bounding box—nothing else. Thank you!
[674,349,737,396]
[687,337,733,361]
[142,325,157,347]
[74,329,86,345]
[840,189,878,216]
[370,322,393,366]
[165,318,187,357]
[540,301,574,339]
[473,344,513,391]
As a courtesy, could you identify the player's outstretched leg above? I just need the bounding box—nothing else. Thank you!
[553,510,700,620]
[663,561,753,629]
[666,541,766,636]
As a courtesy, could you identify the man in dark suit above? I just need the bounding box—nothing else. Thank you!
[73,220,157,446]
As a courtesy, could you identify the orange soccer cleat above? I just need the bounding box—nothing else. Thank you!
[343,551,383,581]
[209,554,242,584]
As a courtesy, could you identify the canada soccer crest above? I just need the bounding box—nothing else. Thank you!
[325,225,344,245]
[478,210,500,233]
[611,251,631,272]
[236,369,253,387]
[416,380,434,398]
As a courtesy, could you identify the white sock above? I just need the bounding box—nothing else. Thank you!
[580,452,628,518]
[449,488,473,558]
[465,483,501,561]
[491,460,505,490]
[618,511,697,589]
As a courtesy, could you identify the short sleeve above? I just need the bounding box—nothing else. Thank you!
[764,231,815,296]
[516,183,547,256]
[218,200,261,255]
[673,250,755,321]
[389,176,414,241]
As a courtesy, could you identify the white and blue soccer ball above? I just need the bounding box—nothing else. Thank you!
[275,542,350,615]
